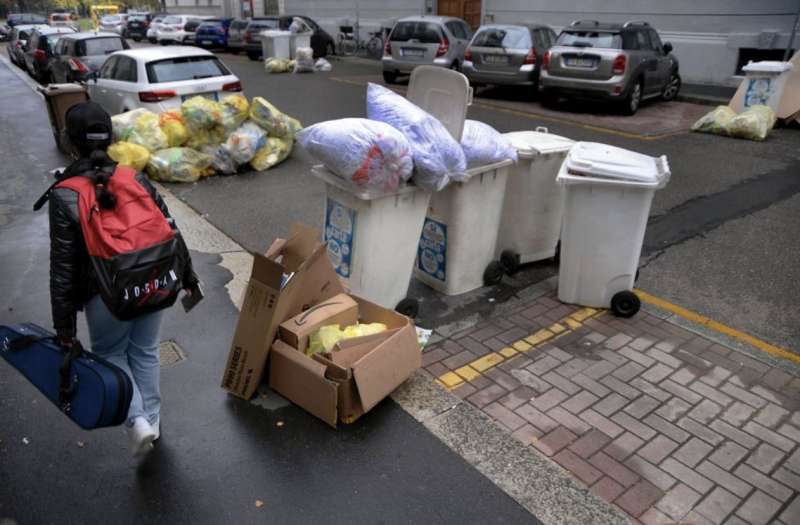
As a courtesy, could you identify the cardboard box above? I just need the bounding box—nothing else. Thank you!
[221,224,344,399]
[278,293,359,354]
[269,296,421,427]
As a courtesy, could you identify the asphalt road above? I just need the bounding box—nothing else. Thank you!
[164,49,800,353]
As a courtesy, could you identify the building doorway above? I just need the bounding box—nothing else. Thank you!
[438,0,481,28]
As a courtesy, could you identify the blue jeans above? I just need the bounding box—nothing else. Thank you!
[85,295,164,426]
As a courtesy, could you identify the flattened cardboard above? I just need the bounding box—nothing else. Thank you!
[278,293,359,354]
[269,340,338,426]
[221,224,344,399]
[331,330,399,368]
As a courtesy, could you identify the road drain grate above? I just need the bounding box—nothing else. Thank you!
[159,340,186,368]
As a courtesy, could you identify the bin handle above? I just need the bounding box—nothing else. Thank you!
[535,126,548,133]
[467,86,473,106]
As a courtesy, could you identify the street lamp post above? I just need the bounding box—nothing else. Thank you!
[785,2,800,61]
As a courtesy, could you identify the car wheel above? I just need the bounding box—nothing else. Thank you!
[450,61,460,72]
[383,71,398,84]
[229,47,240,54]
[133,37,141,42]
[148,38,157,44]
[622,79,643,115]
[246,51,260,61]
[662,71,681,101]
[540,90,559,107]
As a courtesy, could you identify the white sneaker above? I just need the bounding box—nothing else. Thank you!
[151,417,160,442]
[128,417,156,457]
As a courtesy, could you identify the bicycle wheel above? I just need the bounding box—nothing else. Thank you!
[341,39,357,56]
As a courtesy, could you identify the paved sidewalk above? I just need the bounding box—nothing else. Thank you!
[423,290,800,525]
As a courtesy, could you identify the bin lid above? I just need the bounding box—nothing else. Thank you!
[503,129,574,157]
[561,142,670,187]
[742,61,793,74]
[407,66,471,141]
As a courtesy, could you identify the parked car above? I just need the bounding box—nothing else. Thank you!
[99,14,128,36]
[157,15,210,45]
[1,24,12,41]
[181,17,209,45]
[7,24,44,69]
[48,12,76,29]
[147,14,168,43]
[23,26,77,83]
[243,15,335,60]
[382,16,473,84]
[126,13,152,42]
[195,18,233,49]
[50,32,129,83]
[87,46,242,115]
[539,20,680,115]
[243,17,281,60]
[225,18,250,53]
[462,24,556,90]
[7,13,47,27]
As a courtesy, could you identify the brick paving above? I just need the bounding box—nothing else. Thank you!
[424,291,800,525]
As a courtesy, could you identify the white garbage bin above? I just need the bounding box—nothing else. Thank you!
[313,167,431,317]
[494,127,574,272]
[414,159,514,296]
[556,142,670,317]
[289,33,312,59]
[261,30,291,60]
[741,61,794,112]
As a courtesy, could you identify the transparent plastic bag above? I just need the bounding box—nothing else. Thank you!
[159,110,189,147]
[691,106,736,136]
[202,144,237,175]
[111,108,150,142]
[297,118,413,191]
[127,112,169,152]
[249,96,298,138]
[181,96,224,131]
[293,47,314,73]
[366,82,467,192]
[314,58,332,72]
[107,142,150,171]
[185,125,227,150]
[728,105,776,141]
[250,136,293,171]
[460,120,518,167]
[220,94,250,131]
[265,57,293,74]
[223,122,267,164]
[146,147,214,183]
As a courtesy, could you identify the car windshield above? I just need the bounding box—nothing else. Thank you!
[153,16,165,23]
[52,14,69,21]
[101,15,121,24]
[82,37,124,56]
[164,16,182,25]
[472,27,531,49]
[250,20,279,29]
[185,20,202,31]
[201,19,224,26]
[556,31,622,49]
[391,21,441,43]
[44,34,64,47]
[130,15,147,21]
[147,56,230,83]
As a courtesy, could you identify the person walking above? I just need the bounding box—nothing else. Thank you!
[47,102,200,457]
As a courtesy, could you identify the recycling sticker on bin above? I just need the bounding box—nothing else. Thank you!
[325,198,356,278]
[417,218,447,282]
[745,77,774,108]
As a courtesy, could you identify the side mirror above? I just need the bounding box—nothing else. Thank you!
[663,42,673,54]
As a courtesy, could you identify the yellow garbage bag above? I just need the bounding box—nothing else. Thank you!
[264,57,293,74]
[306,322,388,356]
[249,96,299,138]
[111,108,150,142]
[185,125,228,150]
[159,111,189,147]
[220,94,250,131]
[250,136,292,171]
[126,112,169,152]
[728,105,777,141]
[181,96,224,131]
[146,147,214,183]
[691,106,736,136]
[108,142,150,171]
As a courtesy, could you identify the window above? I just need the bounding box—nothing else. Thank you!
[472,27,531,49]
[99,56,117,78]
[390,22,442,43]
[556,31,622,49]
[648,29,664,53]
[55,39,68,55]
[446,21,466,40]
[80,37,125,57]
[146,56,230,83]
[300,17,319,30]
[112,57,137,82]
[636,30,650,51]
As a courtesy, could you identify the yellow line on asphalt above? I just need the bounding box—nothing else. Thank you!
[635,289,800,365]
[328,76,685,142]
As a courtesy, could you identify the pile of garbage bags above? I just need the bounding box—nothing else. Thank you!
[264,50,332,75]
[297,83,516,192]
[692,104,777,141]
[108,94,301,182]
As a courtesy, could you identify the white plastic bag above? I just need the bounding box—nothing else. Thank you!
[293,47,314,74]
[460,120,518,167]
[297,118,413,191]
[223,122,267,164]
[366,83,466,191]
[314,58,332,72]
[202,144,237,175]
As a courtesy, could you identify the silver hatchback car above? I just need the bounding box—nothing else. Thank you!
[382,16,472,84]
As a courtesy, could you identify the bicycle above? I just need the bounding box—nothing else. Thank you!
[337,25,358,56]
[337,25,388,59]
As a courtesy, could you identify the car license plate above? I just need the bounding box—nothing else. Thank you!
[201,40,212,45]
[484,55,509,65]
[181,92,219,102]
[565,57,595,68]
[402,48,424,58]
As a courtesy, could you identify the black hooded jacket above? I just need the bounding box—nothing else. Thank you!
[48,158,198,338]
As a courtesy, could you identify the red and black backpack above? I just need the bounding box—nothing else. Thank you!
[40,164,187,320]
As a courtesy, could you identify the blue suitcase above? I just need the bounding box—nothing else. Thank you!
[0,323,133,430]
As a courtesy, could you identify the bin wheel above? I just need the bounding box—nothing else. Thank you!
[483,261,506,286]
[500,250,520,274]
[553,240,561,264]
[395,298,419,319]
[611,291,640,318]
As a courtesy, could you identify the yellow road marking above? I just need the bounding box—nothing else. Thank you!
[328,76,686,141]
[471,353,505,372]
[564,318,583,330]
[549,323,567,334]
[439,372,463,388]
[635,289,800,365]
[500,347,519,358]
[525,328,555,347]
[512,340,533,352]
[455,366,482,381]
